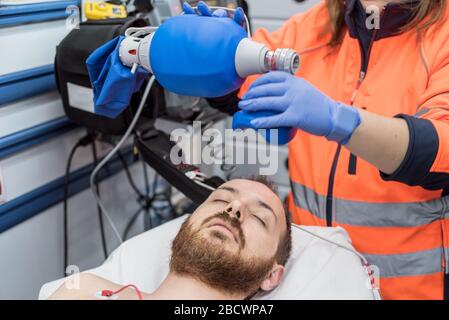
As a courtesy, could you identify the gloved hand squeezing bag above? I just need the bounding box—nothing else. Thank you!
[86,1,300,144]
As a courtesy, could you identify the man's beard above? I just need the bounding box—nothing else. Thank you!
[169,212,276,297]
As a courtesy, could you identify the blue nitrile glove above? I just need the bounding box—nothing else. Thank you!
[238,72,362,144]
[86,36,148,119]
[232,110,296,145]
[183,1,245,26]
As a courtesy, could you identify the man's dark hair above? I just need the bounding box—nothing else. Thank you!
[248,175,292,267]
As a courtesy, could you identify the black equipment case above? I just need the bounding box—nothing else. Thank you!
[55,18,149,135]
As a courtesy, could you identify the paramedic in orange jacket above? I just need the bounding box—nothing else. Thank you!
[190,1,449,299]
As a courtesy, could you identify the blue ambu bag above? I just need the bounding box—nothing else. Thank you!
[150,14,248,98]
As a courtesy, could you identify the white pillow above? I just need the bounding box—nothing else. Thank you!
[39,215,375,300]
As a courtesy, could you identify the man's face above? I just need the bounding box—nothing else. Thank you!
[170,179,288,297]
[190,179,286,259]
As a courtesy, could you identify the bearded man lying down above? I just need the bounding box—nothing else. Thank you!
[50,177,292,300]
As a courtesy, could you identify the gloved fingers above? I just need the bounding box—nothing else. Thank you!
[251,112,290,129]
[212,8,229,17]
[242,83,286,100]
[247,71,289,91]
[197,1,213,16]
[233,7,246,26]
[183,1,244,25]
[182,2,196,14]
[238,96,286,113]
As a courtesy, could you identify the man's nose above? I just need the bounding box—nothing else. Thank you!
[224,201,246,221]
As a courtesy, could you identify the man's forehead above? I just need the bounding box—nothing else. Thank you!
[221,179,273,194]
[218,179,284,216]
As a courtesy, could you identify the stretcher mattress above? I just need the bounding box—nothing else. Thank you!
[39,215,376,300]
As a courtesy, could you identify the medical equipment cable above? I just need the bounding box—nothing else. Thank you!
[63,138,84,276]
[120,72,175,238]
[149,173,158,227]
[142,156,151,199]
[122,174,177,240]
[120,77,175,238]
[90,75,156,245]
[161,178,177,219]
[91,138,109,259]
[123,207,146,240]
[123,173,157,240]
[99,284,143,300]
[63,134,99,275]
[103,139,150,199]
[140,160,177,223]
[291,224,382,300]
[151,176,177,221]
[101,142,155,239]
[123,176,177,239]
[115,150,146,199]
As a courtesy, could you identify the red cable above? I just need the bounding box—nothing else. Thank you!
[364,263,377,288]
[101,284,143,300]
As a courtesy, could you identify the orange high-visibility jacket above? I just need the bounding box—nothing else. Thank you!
[239,1,449,299]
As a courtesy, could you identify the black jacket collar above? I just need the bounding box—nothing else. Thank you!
[344,0,419,41]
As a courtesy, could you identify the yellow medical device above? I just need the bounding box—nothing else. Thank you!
[84,1,127,20]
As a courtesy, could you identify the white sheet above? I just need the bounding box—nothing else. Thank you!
[39,215,376,300]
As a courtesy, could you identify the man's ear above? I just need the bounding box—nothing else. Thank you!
[259,265,285,292]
